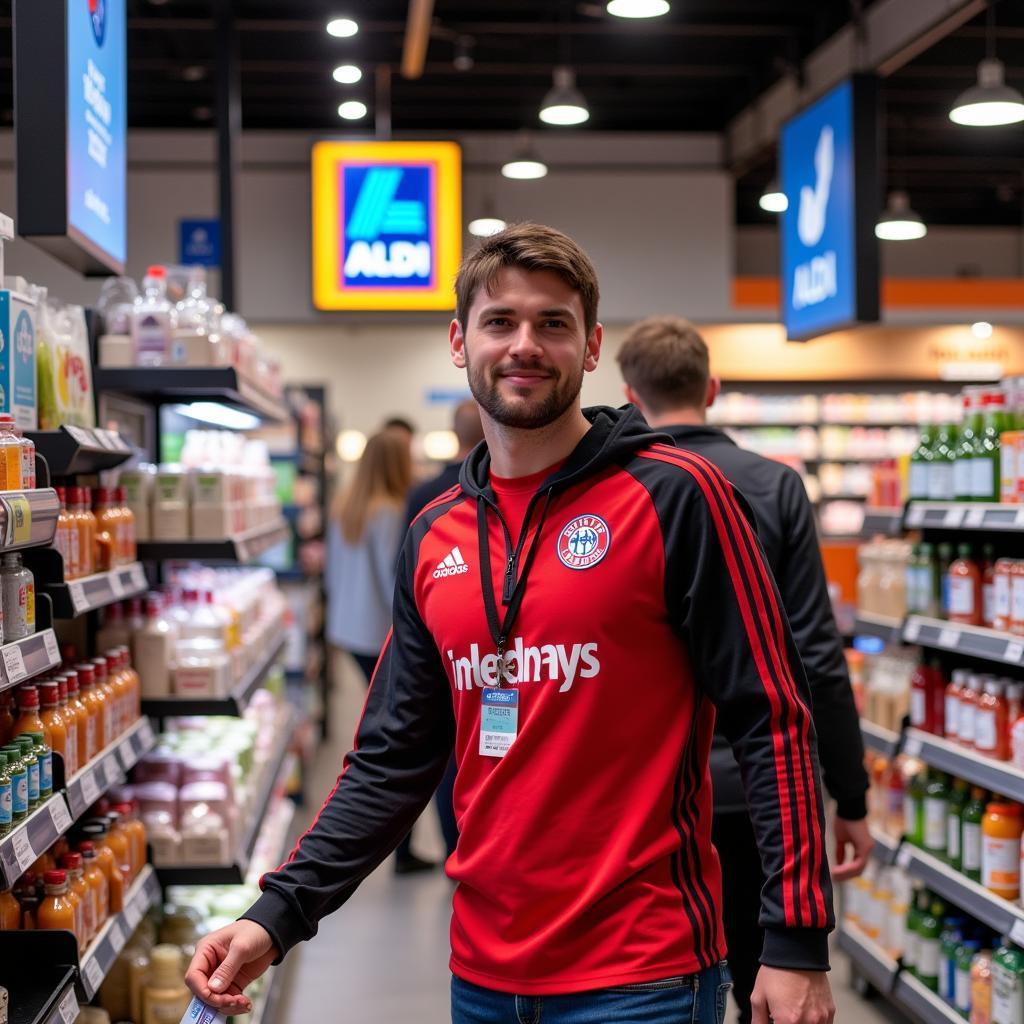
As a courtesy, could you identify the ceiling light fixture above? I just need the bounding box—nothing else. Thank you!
[326,17,359,38]
[539,67,590,126]
[758,180,788,213]
[972,321,994,340]
[468,217,508,237]
[338,100,368,120]
[950,58,1024,126]
[332,64,363,84]
[606,0,670,17]
[875,191,928,241]
[501,156,548,180]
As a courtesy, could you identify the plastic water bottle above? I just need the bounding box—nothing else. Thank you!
[132,266,175,367]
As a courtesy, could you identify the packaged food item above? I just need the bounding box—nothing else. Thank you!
[153,466,189,540]
[76,663,102,760]
[992,939,1024,1024]
[80,819,125,913]
[983,802,1024,901]
[0,415,21,491]
[26,731,52,801]
[0,553,34,639]
[923,771,950,856]
[15,735,39,810]
[0,885,19,929]
[0,279,38,429]
[54,486,81,579]
[38,682,69,776]
[973,948,995,1024]
[96,276,139,368]
[2,745,26,823]
[115,486,137,562]
[143,944,191,1024]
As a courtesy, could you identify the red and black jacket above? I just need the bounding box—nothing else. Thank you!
[244,405,834,994]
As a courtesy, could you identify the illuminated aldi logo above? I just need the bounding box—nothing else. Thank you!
[312,141,462,311]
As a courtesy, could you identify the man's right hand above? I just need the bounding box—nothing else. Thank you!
[185,920,278,1013]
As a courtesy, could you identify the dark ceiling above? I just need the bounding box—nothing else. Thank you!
[2,0,1023,227]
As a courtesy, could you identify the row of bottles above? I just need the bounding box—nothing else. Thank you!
[0,414,35,491]
[53,485,137,579]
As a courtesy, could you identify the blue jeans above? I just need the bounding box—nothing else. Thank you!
[451,963,732,1024]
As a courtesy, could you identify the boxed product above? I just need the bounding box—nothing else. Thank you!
[0,280,38,429]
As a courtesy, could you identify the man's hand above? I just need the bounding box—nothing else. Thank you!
[185,920,278,1013]
[831,816,872,882]
[751,966,835,1024]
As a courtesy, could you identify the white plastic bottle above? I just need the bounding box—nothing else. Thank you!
[131,266,175,367]
[133,593,179,699]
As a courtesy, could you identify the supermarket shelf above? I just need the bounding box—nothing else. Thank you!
[0,794,74,887]
[903,615,1024,667]
[27,425,134,476]
[141,631,286,717]
[894,969,964,1024]
[837,925,898,995]
[861,719,902,758]
[65,717,157,819]
[870,827,901,866]
[94,366,289,423]
[0,488,60,552]
[899,844,1024,941]
[0,629,62,694]
[42,561,148,618]
[9,966,78,1024]
[853,612,906,645]
[861,507,906,537]
[903,727,1024,804]
[154,710,296,886]
[136,519,290,564]
[78,865,163,1000]
[906,501,1024,532]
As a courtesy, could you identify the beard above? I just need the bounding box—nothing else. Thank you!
[466,353,586,430]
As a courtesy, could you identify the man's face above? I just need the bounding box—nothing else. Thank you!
[449,267,602,430]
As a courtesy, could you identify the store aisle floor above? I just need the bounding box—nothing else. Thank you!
[275,654,907,1024]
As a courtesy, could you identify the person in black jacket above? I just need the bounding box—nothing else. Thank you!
[617,316,870,1024]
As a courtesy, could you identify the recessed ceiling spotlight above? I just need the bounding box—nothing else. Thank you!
[606,0,670,17]
[338,100,368,120]
[326,17,359,38]
[333,64,363,84]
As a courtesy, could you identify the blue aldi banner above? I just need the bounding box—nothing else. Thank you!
[179,219,221,267]
[780,76,879,341]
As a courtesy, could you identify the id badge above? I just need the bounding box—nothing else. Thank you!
[480,688,518,758]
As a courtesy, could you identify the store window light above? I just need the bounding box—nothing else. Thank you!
[539,68,590,126]
[972,321,994,340]
[332,64,362,84]
[758,180,788,213]
[468,217,508,237]
[875,191,927,241]
[326,17,359,38]
[606,0,670,16]
[338,100,368,120]
[336,430,367,462]
[423,430,459,461]
[172,403,261,431]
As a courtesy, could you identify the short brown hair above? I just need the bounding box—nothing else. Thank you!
[616,316,710,413]
[455,223,600,336]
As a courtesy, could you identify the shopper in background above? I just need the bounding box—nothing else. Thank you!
[404,399,485,861]
[617,316,869,1024]
[324,428,432,875]
[187,225,835,1024]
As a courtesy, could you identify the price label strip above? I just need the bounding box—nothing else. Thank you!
[965,507,986,528]
[65,425,95,448]
[50,797,72,834]
[69,580,87,614]
[1,643,27,684]
[938,628,960,649]
[83,956,104,995]
[944,506,965,528]
[1006,642,1024,664]
[43,630,61,665]
[110,918,126,951]
[57,987,79,1024]
[897,846,913,870]
[1,494,32,546]
[124,896,143,929]
[905,620,922,643]
[1010,918,1024,948]
[904,735,923,758]
[81,769,100,806]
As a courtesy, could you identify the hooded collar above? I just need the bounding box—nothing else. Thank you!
[660,423,737,448]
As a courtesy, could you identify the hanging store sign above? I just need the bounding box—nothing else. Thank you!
[311,141,462,311]
[14,0,127,275]
[780,76,879,341]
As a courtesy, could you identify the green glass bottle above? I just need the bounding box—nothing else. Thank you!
[906,765,927,846]
[905,888,926,976]
[918,897,947,992]
[972,391,1005,502]
[923,771,950,858]
[954,390,982,501]
[911,424,936,500]
[992,938,1024,1024]
[947,777,970,871]
[930,423,958,501]
[919,542,939,617]
[962,785,988,883]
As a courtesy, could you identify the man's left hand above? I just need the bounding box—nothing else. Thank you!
[750,966,835,1024]
[831,816,872,882]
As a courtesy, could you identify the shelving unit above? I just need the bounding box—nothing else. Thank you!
[894,971,964,1024]
[136,519,291,564]
[27,425,135,476]
[25,555,149,618]
[870,826,900,866]
[0,488,61,552]
[854,612,906,645]
[903,615,1024,666]
[5,962,78,1024]
[0,629,62,693]
[861,718,902,758]
[837,924,898,995]
[906,501,1024,532]
[860,507,906,537]
[903,727,1024,802]
[64,717,157,819]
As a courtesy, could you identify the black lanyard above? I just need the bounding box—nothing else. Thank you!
[476,489,553,686]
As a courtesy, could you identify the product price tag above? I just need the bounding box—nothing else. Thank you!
[904,735,923,758]
[94,430,118,451]
[1016,509,1024,528]
[1010,918,1024,948]
[49,797,72,834]
[11,827,34,873]
[2,643,27,683]
[110,918,126,950]
[69,580,87,614]
[938,628,960,649]
[43,630,60,665]
[944,506,965,527]
[109,572,125,599]
[118,738,135,771]
[83,956,104,994]
[58,987,79,1024]
[5,495,31,545]
[124,892,143,928]
[897,846,913,870]
[965,507,986,528]
[904,620,922,643]
[906,505,924,528]
[65,425,94,448]
[1006,642,1024,664]
[131,564,147,591]
[81,769,100,806]
[139,719,156,749]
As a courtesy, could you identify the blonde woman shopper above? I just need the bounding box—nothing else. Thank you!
[326,428,432,873]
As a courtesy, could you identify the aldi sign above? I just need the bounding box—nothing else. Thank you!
[312,141,462,311]
[780,76,880,341]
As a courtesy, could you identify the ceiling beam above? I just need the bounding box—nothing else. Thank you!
[401,0,435,80]
[726,0,987,171]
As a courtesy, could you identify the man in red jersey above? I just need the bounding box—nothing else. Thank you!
[186,224,836,1024]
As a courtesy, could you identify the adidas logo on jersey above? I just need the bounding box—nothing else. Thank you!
[433,546,470,579]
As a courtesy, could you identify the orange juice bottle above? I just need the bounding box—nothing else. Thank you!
[62,672,89,771]
[36,869,76,940]
[93,488,121,569]
[92,656,117,742]
[120,647,141,725]
[114,802,146,879]
[75,664,102,759]
[13,686,50,749]
[0,885,20,929]
[106,649,130,737]
[79,840,109,927]
[71,487,97,577]
[105,810,134,885]
[54,678,78,777]
[0,415,23,490]
[37,682,69,777]
[115,486,136,562]
[61,852,93,948]
[54,486,81,580]
[81,820,124,913]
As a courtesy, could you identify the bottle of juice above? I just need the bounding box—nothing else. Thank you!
[0,752,10,837]
[15,735,39,811]
[938,543,956,617]
[2,744,27,823]
[919,897,947,992]
[106,649,131,737]
[992,939,1024,1024]
[78,840,110,928]
[907,765,927,846]
[959,938,984,1017]
[119,647,141,725]
[36,869,76,940]
[983,802,1024,901]
[26,731,52,803]
[76,663,103,756]
[116,486,136,562]
[950,544,983,626]
[961,675,982,751]
[942,917,968,1001]
[57,855,85,951]
[983,544,998,628]
[62,851,95,947]
[115,801,147,878]
[18,429,35,490]
[0,414,23,490]
[972,948,995,1024]
[13,685,48,747]
[977,679,1010,761]
[948,777,970,871]
[71,487,97,577]
[910,425,935,500]
[38,682,69,777]
[0,885,19,929]
[81,819,124,913]
[0,553,36,639]
[92,488,119,572]
[92,655,117,742]
[63,671,90,770]
[964,787,988,883]
[105,810,134,885]
[924,771,951,858]
[54,486,81,580]
[906,888,928,976]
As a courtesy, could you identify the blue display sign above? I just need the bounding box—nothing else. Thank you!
[179,219,222,267]
[66,0,127,272]
[780,76,879,341]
